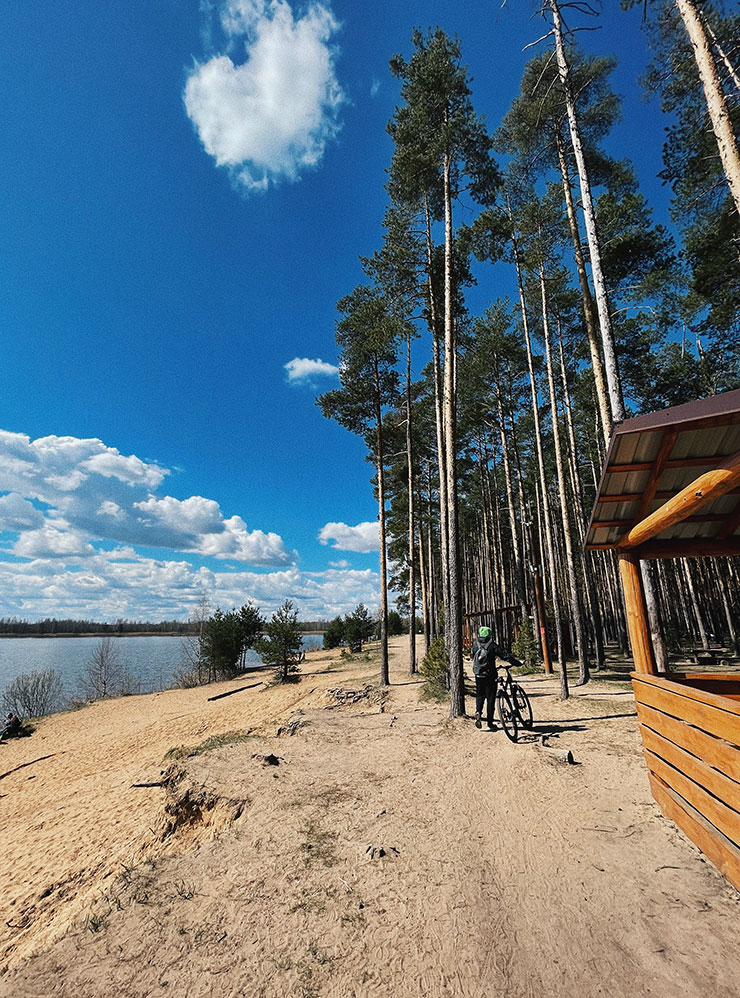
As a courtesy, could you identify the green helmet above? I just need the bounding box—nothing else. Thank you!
[478,626,491,639]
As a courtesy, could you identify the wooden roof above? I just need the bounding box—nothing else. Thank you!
[585,389,740,559]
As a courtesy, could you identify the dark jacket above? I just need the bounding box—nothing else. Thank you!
[472,637,516,677]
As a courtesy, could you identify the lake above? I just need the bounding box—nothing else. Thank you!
[0,633,324,699]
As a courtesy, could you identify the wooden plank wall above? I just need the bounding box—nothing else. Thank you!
[632,672,740,891]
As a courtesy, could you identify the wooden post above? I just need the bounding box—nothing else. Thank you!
[618,552,657,675]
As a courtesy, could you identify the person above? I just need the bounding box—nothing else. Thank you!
[471,626,520,730]
[0,712,21,741]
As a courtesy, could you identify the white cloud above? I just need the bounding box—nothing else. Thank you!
[284,356,339,383]
[0,430,293,567]
[96,500,125,520]
[318,520,379,554]
[370,78,380,97]
[0,552,380,622]
[184,0,344,193]
[0,493,44,532]
[81,450,165,487]
[329,558,350,569]
[14,524,95,560]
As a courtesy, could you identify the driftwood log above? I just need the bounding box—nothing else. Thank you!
[207,682,262,702]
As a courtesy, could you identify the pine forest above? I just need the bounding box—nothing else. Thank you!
[319,0,740,710]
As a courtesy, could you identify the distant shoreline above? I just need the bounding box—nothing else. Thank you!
[0,632,188,639]
[0,631,326,639]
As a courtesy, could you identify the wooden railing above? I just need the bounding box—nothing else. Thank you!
[632,672,740,890]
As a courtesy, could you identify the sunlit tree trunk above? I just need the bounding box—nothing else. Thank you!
[675,0,740,216]
[374,357,390,686]
[554,127,611,445]
[540,264,586,688]
[406,336,417,673]
[557,325,605,671]
[443,145,465,716]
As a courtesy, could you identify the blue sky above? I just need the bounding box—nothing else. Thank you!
[0,0,672,621]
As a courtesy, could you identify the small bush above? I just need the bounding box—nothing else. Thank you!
[2,668,64,719]
[512,616,541,672]
[420,637,448,702]
[78,637,123,700]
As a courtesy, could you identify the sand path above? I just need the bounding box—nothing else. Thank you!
[1,639,739,996]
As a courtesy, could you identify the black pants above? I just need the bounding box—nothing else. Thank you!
[475,673,497,723]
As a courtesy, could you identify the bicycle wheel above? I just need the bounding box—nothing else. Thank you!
[512,684,533,730]
[496,689,519,742]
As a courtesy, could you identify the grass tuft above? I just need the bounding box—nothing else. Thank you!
[163,730,253,761]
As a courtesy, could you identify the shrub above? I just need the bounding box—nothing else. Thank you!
[387,610,405,637]
[420,637,448,702]
[2,668,64,719]
[323,616,345,650]
[78,637,124,700]
[344,604,374,653]
[512,615,541,672]
[255,600,303,684]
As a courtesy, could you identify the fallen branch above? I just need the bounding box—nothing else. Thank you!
[207,682,262,702]
[0,753,57,781]
[534,738,576,765]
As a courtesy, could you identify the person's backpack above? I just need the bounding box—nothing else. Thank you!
[474,640,491,676]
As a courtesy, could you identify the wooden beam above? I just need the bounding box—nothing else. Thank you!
[633,429,678,522]
[717,498,740,541]
[631,537,740,560]
[618,448,740,550]
[618,552,656,674]
[598,487,740,504]
[593,513,726,530]
[608,455,729,474]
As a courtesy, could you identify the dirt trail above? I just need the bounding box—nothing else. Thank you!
[1,640,739,996]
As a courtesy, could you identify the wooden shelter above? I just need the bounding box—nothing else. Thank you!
[585,388,740,890]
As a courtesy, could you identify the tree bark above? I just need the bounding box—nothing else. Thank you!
[676,0,740,217]
[549,0,625,424]
[374,357,390,686]
[554,127,611,446]
[425,197,451,654]
[443,146,465,717]
[540,264,587,688]
[406,336,417,673]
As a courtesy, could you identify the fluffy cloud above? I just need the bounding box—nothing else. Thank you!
[0,430,293,567]
[184,0,344,193]
[0,493,44,532]
[0,552,380,622]
[318,520,379,553]
[284,356,339,383]
[14,524,95,560]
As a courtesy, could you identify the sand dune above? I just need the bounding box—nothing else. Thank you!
[1,639,739,996]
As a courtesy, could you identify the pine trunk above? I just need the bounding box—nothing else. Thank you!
[443,148,465,717]
[406,337,417,673]
[540,265,586,688]
[555,127,611,445]
[374,357,390,686]
[675,0,740,216]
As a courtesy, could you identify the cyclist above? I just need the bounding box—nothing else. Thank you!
[471,626,521,730]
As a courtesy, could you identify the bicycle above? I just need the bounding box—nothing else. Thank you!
[496,664,534,742]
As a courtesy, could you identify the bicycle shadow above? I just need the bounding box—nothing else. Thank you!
[516,721,588,742]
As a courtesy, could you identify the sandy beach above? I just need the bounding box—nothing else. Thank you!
[1,638,739,996]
